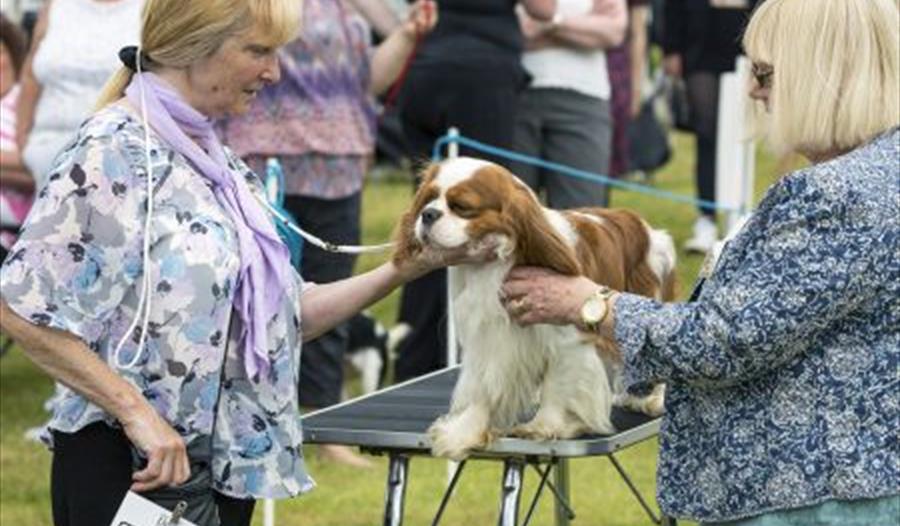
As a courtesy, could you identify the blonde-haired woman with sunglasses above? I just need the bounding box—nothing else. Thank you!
[0,1,477,524]
[499,0,899,524]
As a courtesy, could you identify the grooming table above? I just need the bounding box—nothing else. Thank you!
[302,366,676,526]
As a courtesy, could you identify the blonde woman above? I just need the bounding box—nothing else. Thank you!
[499,0,900,524]
[0,1,474,524]
[217,0,438,469]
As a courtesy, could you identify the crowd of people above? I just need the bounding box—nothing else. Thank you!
[0,0,897,525]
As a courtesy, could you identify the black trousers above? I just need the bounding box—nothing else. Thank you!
[685,72,721,218]
[51,423,255,526]
[283,193,361,407]
[394,60,525,381]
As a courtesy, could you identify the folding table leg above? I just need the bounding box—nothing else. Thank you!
[554,459,572,526]
[497,458,525,526]
[383,454,410,526]
[608,453,661,525]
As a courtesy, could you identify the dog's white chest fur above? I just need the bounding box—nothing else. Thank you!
[399,157,672,460]
[427,262,615,460]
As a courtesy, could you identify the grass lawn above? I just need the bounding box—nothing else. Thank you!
[0,132,790,525]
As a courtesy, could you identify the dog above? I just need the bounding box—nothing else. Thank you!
[392,157,676,460]
[343,312,410,396]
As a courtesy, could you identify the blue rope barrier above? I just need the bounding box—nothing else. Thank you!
[431,133,745,214]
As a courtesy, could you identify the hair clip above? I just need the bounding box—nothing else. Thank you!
[119,45,153,72]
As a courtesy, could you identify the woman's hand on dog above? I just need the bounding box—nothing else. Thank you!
[501,267,599,327]
[395,238,501,282]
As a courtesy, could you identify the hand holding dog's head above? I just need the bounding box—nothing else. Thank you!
[392,164,438,266]
[392,157,581,275]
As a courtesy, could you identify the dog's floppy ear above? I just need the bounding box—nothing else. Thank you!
[506,182,581,276]
[392,163,440,265]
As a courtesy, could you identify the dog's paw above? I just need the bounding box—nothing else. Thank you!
[508,421,559,441]
[642,386,666,417]
[508,409,594,440]
[644,395,665,417]
[427,417,490,461]
[613,386,666,417]
[427,421,472,461]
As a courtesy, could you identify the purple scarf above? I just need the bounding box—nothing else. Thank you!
[125,72,291,380]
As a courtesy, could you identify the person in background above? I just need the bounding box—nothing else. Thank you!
[349,0,405,37]
[510,0,627,209]
[11,0,143,441]
[500,0,899,524]
[16,0,143,190]
[662,0,760,253]
[393,0,556,384]
[0,0,482,524]
[0,13,33,263]
[217,0,437,468]
[606,0,650,179]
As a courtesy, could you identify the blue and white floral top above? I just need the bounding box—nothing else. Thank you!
[0,104,315,500]
[615,128,899,522]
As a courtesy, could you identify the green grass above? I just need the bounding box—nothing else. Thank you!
[0,132,788,525]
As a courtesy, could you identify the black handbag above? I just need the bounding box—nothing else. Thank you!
[133,438,220,526]
[627,96,672,174]
[666,76,693,132]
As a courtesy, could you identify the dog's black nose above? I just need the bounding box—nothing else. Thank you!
[421,208,443,227]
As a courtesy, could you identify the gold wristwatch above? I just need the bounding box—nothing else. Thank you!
[580,286,616,332]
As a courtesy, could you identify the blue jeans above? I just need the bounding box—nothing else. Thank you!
[705,495,900,526]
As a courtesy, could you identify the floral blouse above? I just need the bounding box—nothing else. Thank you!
[0,104,315,500]
[615,129,899,522]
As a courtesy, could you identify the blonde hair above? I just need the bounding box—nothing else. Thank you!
[743,0,900,156]
[96,0,301,109]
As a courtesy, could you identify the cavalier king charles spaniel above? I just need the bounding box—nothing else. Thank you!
[393,157,676,460]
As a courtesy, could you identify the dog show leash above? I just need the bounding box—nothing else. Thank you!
[253,190,396,255]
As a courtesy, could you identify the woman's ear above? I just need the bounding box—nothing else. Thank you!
[392,163,440,266]
[505,185,581,276]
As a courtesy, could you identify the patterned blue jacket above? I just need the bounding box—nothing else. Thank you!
[615,128,899,522]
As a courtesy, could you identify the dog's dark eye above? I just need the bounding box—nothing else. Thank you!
[449,202,478,218]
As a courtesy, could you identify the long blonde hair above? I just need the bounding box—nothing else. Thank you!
[743,0,900,156]
[96,0,301,109]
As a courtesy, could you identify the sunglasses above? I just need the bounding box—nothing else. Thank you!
[752,62,774,89]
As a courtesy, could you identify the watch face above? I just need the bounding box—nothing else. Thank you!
[581,297,606,324]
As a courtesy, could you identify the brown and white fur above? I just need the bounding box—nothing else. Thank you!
[393,158,676,460]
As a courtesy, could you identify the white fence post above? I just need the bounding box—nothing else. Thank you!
[443,127,461,486]
[263,497,275,526]
[715,56,756,234]
[445,127,460,369]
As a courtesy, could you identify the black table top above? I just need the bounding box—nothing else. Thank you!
[302,366,660,459]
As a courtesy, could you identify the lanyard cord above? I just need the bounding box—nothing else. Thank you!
[113,54,156,369]
[253,191,394,254]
